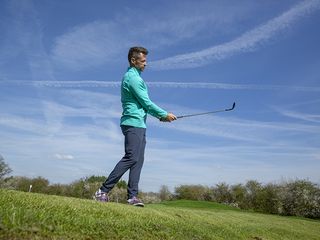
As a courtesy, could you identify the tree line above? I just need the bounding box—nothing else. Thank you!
[173,180,320,219]
[1,156,319,218]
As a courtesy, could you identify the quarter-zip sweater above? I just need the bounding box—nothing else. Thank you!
[120,67,167,128]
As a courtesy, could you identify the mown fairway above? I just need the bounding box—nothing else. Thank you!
[0,189,319,239]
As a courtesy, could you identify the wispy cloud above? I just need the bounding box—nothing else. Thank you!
[273,107,320,123]
[1,80,320,92]
[51,21,125,70]
[149,113,320,144]
[150,0,320,70]
[54,154,74,160]
[49,1,255,70]
[0,89,122,138]
[0,0,55,80]
[148,82,320,92]
[0,90,124,182]
[0,114,47,135]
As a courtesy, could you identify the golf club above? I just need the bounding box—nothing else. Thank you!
[176,102,236,119]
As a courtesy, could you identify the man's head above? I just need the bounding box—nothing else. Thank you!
[128,46,148,71]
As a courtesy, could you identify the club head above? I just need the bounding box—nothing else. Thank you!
[226,102,236,111]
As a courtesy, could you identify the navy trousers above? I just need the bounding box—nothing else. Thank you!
[101,125,146,199]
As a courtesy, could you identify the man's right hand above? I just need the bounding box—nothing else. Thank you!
[160,113,177,122]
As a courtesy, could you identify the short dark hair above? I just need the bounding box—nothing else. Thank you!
[128,46,148,63]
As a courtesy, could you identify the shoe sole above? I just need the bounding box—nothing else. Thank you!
[132,203,144,207]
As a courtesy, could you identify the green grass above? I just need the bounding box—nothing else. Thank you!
[0,189,319,240]
[159,199,242,211]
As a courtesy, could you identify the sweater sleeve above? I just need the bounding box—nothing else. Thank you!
[129,77,168,119]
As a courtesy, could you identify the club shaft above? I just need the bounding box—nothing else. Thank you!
[177,109,226,118]
[177,102,235,119]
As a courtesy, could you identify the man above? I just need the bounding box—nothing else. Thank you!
[95,46,176,206]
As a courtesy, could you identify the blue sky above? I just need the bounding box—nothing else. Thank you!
[1,0,320,192]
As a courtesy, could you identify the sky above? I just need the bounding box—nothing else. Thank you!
[0,0,320,192]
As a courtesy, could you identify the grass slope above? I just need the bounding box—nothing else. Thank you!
[0,189,319,240]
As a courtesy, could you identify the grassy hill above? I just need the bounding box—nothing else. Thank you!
[0,189,319,240]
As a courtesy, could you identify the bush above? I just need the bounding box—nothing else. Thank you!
[280,180,320,218]
[244,180,262,209]
[159,185,172,201]
[255,183,281,214]
[47,183,72,196]
[109,187,127,203]
[171,179,320,219]
[230,184,246,208]
[1,176,49,193]
[140,192,161,204]
[212,183,233,204]
[0,155,12,183]
[175,185,211,201]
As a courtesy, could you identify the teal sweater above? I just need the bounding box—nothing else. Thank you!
[120,67,167,128]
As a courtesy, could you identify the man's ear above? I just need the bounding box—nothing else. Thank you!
[130,57,136,65]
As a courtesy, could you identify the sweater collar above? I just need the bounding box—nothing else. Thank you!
[128,66,141,75]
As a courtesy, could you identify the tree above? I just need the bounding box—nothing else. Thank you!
[281,180,320,218]
[175,185,210,201]
[159,185,172,201]
[109,187,127,203]
[85,175,106,183]
[245,180,262,209]
[116,179,128,189]
[256,183,281,214]
[230,184,247,208]
[0,155,12,180]
[30,177,49,193]
[212,182,233,204]
[3,176,32,191]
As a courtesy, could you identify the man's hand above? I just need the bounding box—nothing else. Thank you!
[160,113,177,122]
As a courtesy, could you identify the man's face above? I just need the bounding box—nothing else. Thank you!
[131,53,147,71]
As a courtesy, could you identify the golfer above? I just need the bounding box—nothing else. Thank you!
[95,46,177,206]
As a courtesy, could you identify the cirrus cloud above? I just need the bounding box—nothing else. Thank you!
[54,154,74,160]
[150,0,320,70]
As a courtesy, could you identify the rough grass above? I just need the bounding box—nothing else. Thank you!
[158,199,241,211]
[0,189,319,240]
